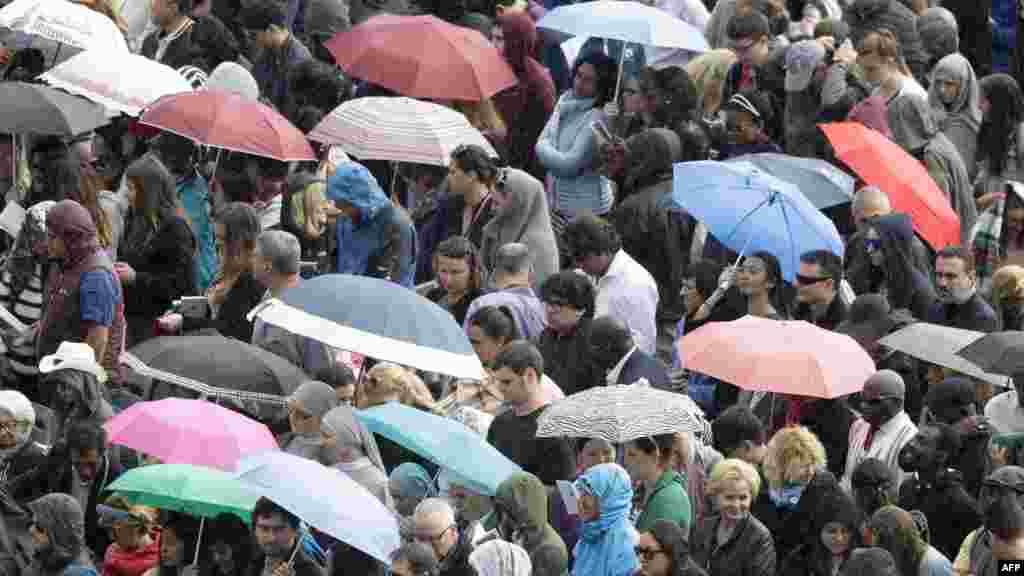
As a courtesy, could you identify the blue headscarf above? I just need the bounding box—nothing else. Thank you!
[572,463,639,576]
[327,162,392,276]
[390,463,437,501]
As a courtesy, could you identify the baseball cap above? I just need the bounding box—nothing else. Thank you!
[785,40,827,92]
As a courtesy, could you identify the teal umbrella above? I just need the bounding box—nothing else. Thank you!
[356,402,521,495]
[105,463,259,523]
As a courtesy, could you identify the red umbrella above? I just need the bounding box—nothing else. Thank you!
[139,90,315,161]
[325,14,517,101]
[820,122,959,250]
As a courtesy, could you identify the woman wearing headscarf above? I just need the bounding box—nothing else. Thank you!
[479,167,558,288]
[468,540,532,576]
[0,390,47,504]
[0,201,55,390]
[117,155,196,347]
[390,463,436,518]
[887,93,976,244]
[37,200,125,386]
[321,405,390,506]
[493,12,556,181]
[928,54,982,178]
[636,519,708,576]
[572,463,639,576]
[280,380,338,463]
[490,471,568,576]
[27,492,98,576]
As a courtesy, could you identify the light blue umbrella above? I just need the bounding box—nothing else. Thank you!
[536,1,709,53]
[234,451,400,563]
[726,153,855,209]
[357,402,522,495]
[669,161,844,281]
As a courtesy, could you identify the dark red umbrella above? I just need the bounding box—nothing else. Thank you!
[325,14,517,101]
[139,90,316,161]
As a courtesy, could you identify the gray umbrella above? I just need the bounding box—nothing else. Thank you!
[0,82,108,136]
[879,322,1011,387]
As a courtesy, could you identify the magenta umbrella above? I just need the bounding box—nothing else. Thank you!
[677,315,875,399]
[104,398,278,471]
[139,90,316,161]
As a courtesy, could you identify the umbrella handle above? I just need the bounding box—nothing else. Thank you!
[287,526,305,569]
[193,517,205,566]
[612,44,627,108]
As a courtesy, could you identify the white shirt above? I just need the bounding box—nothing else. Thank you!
[985,390,1024,433]
[841,411,918,495]
[595,250,660,356]
[606,345,639,385]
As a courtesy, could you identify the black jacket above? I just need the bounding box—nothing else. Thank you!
[249,540,325,576]
[47,452,122,560]
[691,513,775,576]
[538,320,597,396]
[898,468,982,560]
[181,271,265,342]
[3,440,48,505]
[438,530,475,576]
[793,296,849,332]
[751,471,839,563]
[140,15,240,73]
[926,293,1000,333]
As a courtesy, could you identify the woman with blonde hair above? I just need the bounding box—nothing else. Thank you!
[450,99,508,153]
[992,264,1024,330]
[754,425,839,562]
[361,362,439,414]
[691,458,775,576]
[685,50,738,117]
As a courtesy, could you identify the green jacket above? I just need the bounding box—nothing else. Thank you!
[494,472,569,576]
[635,470,691,533]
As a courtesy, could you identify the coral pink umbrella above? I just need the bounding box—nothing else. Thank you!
[325,14,517,101]
[678,315,875,399]
[104,398,278,471]
[140,90,315,161]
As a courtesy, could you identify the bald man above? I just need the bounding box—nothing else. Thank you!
[842,370,919,495]
[846,187,935,294]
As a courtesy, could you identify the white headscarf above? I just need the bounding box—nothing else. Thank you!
[469,540,532,576]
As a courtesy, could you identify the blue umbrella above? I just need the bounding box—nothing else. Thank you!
[669,161,843,281]
[248,274,484,380]
[726,153,855,209]
[536,1,709,53]
[234,450,400,563]
[357,402,522,495]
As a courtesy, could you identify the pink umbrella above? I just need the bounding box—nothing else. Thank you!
[678,315,875,399]
[140,90,315,162]
[104,398,278,471]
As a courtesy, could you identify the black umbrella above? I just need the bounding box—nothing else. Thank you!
[0,82,108,136]
[955,331,1024,376]
[126,335,308,419]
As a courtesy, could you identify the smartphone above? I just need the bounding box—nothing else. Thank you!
[175,296,210,319]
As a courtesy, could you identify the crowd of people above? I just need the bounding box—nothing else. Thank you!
[0,0,1022,575]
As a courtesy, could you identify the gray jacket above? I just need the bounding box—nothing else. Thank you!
[691,514,775,576]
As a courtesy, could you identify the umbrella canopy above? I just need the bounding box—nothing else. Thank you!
[105,464,259,522]
[309,97,497,166]
[357,402,521,495]
[0,82,107,136]
[127,335,305,421]
[670,160,843,281]
[726,153,855,209]
[0,0,128,60]
[235,451,400,563]
[249,274,484,380]
[678,315,876,398]
[105,398,278,471]
[325,14,517,101]
[879,323,1010,387]
[140,90,316,161]
[820,122,959,250]
[956,332,1024,376]
[41,50,192,116]
[536,385,709,444]
[536,0,709,53]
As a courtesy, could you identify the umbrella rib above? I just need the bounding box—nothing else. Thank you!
[721,193,773,244]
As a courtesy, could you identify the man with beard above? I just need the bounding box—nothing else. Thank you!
[46,421,121,560]
[927,246,999,332]
[249,498,323,576]
[27,493,98,576]
[896,422,981,559]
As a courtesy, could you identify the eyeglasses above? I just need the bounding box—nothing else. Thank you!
[414,525,453,544]
[796,274,830,285]
[864,238,881,254]
[634,546,667,561]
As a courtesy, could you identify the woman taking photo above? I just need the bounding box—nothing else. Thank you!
[115,155,196,346]
[157,202,264,341]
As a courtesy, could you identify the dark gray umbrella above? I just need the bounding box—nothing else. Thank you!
[0,82,108,136]
[955,331,1024,376]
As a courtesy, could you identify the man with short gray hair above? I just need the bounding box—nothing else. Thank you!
[462,243,546,340]
[251,230,334,377]
[412,498,474,576]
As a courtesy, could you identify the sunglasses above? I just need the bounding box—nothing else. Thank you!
[862,395,900,406]
[634,546,667,561]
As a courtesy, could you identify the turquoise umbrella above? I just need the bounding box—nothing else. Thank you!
[356,402,522,495]
[105,463,258,523]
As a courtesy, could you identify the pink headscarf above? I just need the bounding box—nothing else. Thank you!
[45,200,100,270]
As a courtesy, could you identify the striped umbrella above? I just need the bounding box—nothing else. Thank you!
[308,97,497,166]
[536,385,709,444]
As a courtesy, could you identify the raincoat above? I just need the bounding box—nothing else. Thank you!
[326,163,416,287]
[494,473,568,576]
[479,168,558,288]
[27,493,97,576]
[928,54,981,177]
[572,464,638,576]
